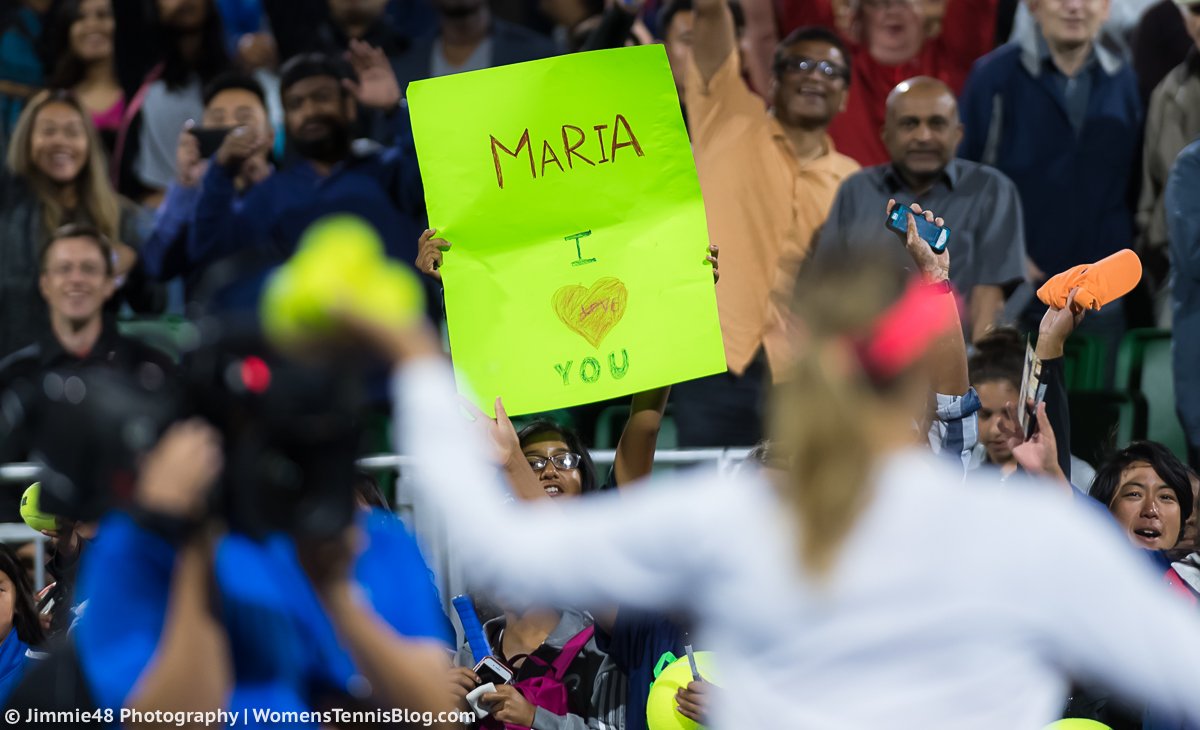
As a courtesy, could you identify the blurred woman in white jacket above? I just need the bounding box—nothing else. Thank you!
[341,209,1200,730]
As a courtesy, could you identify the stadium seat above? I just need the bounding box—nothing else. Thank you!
[1061,333,1106,391]
[1113,329,1188,459]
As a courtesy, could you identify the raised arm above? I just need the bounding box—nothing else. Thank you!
[692,0,739,84]
[890,200,968,397]
[614,387,671,486]
[299,530,459,728]
[1034,291,1085,482]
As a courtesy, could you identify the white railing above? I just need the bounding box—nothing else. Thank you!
[1,449,753,605]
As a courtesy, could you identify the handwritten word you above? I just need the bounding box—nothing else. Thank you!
[555,350,629,385]
[490,114,644,189]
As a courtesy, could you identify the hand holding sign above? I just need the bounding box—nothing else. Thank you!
[406,48,725,417]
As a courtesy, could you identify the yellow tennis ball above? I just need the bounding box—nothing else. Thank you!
[19,483,58,533]
[646,652,718,730]
[1043,721,1113,730]
[261,222,426,345]
[349,263,425,327]
[292,214,384,276]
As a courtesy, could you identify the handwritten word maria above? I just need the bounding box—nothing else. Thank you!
[490,115,644,189]
[554,350,629,386]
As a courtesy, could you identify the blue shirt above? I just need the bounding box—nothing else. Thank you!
[74,509,451,728]
[189,108,425,283]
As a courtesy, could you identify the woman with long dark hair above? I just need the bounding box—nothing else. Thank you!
[0,542,47,703]
[110,0,229,203]
[40,0,124,150]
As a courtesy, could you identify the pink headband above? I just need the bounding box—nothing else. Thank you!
[853,279,957,382]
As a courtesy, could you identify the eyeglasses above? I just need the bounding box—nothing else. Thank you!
[774,56,849,81]
[526,452,582,472]
[45,262,105,278]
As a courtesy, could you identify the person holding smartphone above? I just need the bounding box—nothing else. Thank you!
[137,71,273,301]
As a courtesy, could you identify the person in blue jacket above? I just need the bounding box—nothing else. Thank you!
[71,419,457,729]
[0,543,45,705]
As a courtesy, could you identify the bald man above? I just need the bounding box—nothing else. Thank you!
[814,76,1026,342]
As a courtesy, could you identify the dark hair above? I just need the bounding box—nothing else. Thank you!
[1091,441,1194,539]
[658,0,745,37]
[42,0,101,89]
[39,224,114,276]
[0,543,46,647]
[968,327,1024,391]
[280,52,353,97]
[353,471,389,511]
[775,26,853,85]
[516,419,599,494]
[202,71,267,108]
[154,0,230,89]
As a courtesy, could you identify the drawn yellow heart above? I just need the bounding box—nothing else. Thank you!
[552,277,628,348]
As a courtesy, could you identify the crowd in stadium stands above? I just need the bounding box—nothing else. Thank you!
[2,0,1200,727]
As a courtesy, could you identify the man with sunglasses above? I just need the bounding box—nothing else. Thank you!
[669,1,859,448]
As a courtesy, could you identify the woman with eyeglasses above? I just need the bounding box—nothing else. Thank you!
[329,205,1200,728]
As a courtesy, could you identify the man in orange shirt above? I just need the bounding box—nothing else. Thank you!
[672,1,859,446]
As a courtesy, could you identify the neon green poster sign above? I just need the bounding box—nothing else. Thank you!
[407,45,726,416]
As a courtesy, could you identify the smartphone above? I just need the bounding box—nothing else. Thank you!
[473,656,513,686]
[189,126,233,159]
[887,203,951,254]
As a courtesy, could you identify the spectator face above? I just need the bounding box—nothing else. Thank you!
[772,40,849,129]
[664,9,695,99]
[30,102,89,185]
[38,237,115,327]
[69,0,114,64]
[1183,3,1200,48]
[0,571,14,639]
[1106,462,1182,550]
[204,88,272,150]
[1027,0,1110,49]
[156,0,208,31]
[522,434,584,498]
[975,380,1018,466]
[861,0,924,65]
[883,81,961,182]
[1182,474,1200,551]
[540,0,589,27]
[328,0,389,27]
[282,75,355,161]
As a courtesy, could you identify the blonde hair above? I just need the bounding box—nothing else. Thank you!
[771,259,915,577]
[5,90,121,246]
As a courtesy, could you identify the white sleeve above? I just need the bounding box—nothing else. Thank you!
[392,359,730,610]
[1034,501,1200,723]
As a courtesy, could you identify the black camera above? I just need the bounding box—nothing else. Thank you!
[23,323,365,539]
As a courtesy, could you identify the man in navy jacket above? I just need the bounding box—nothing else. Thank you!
[188,44,425,305]
[958,0,1141,381]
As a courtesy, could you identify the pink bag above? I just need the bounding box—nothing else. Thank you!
[481,625,595,729]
